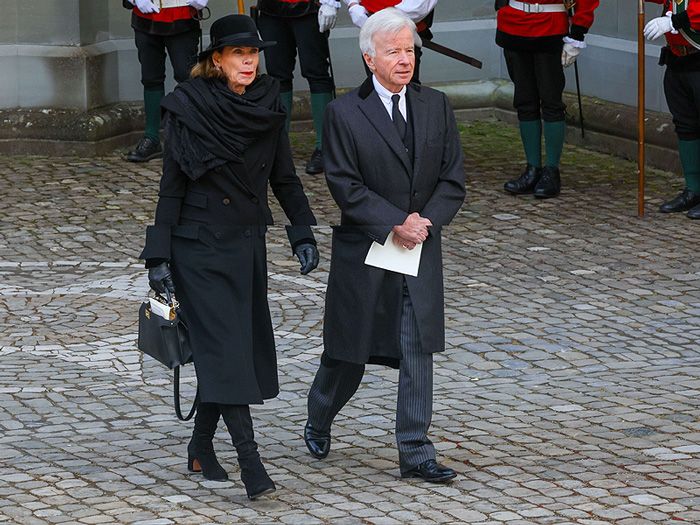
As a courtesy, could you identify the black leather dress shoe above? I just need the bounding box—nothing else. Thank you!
[659,188,700,213]
[401,459,457,483]
[304,422,330,459]
[305,148,324,174]
[534,165,561,198]
[688,202,700,219]
[126,136,162,163]
[504,164,542,194]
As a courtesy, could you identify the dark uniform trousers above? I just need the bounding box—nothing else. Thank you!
[307,285,436,472]
[503,47,566,122]
[256,13,334,94]
[664,66,700,140]
[134,29,200,89]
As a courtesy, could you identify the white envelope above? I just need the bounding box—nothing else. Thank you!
[364,231,423,277]
[149,297,174,320]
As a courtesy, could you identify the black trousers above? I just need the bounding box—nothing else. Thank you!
[257,13,334,93]
[134,29,200,89]
[503,47,566,122]
[664,66,700,140]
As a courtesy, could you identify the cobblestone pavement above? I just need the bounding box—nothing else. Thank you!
[1,121,699,525]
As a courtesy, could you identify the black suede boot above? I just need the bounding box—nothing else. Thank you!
[219,404,276,500]
[187,403,228,481]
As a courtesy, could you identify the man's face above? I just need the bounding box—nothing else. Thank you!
[363,27,415,93]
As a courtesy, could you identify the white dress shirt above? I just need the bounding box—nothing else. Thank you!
[372,75,407,122]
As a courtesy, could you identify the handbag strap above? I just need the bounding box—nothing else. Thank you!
[173,365,199,421]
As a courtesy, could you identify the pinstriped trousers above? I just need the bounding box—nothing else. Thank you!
[307,286,436,472]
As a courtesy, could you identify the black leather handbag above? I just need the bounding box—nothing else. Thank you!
[138,291,199,421]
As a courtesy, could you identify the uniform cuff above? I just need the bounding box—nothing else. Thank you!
[672,11,690,31]
[569,25,588,42]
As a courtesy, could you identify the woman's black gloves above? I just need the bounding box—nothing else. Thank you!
[294,243,319,275]
[148,261,176,295]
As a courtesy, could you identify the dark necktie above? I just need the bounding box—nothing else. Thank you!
[391,94,407,142]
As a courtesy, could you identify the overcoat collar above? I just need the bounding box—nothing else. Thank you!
[357,76,428,179]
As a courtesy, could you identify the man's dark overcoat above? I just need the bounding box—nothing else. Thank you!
[140,75,316,405]
[322,77,466,366]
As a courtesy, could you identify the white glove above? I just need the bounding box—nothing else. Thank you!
[561,37,585,68]
[318,4,338,33]
[134,0,160,13]
[187,0,208,10]
[348,3,369,28]
[644,12,678,41]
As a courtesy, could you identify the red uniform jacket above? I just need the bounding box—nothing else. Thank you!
[361,0,431,33]
[496,0,599,51]
[647,0,700,55]
[130,4,199,35]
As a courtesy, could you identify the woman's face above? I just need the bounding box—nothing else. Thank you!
[212,46,259,94]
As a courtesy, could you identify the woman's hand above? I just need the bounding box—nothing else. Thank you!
[294,243,320,275]
[148,262,176,295]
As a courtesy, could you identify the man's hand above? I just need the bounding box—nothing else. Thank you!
[318,4,338,32]
[392,233,417,251]
[644,13,677,41]
[348,3,369,28]
[187,0,208,10]
[133,0,160,13]
[561,37,585,68]
[294,243,320,275]
[392,212,432,245]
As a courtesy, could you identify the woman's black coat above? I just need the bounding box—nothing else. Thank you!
[140,75,316,405]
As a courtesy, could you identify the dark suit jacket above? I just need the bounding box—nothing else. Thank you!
[322,77,466,366]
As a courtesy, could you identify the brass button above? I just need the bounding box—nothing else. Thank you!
[222,198,230,205]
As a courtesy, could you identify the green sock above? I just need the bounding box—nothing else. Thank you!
[679,139,700,193]
[280,91,293,133]
[543,120,566,168]
[310,92,333,150]
[144,87,165,141]
[519,120,542,168]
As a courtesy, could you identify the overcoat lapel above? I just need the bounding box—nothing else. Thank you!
[357,78,413,178]
[408,84,428,180]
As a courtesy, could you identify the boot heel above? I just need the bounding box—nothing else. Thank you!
[187,454,201,473]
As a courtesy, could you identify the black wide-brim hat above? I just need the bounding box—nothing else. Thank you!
[198,14,276,62]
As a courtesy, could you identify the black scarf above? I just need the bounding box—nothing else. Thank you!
[161,75,286,180]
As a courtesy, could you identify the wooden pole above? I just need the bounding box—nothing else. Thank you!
[638,0,646,217]
[238,0,244,14]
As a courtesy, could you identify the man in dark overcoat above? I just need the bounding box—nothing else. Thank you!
[303,8,466,483]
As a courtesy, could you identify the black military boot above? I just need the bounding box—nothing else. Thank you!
[504,164,542,194]
[659,188,700,213]
[688,202,700,219]
[219,404,276,500]
[533,166,561,198]
[305,148,324,175]
[126,136,162,162]
[187,403,228,481]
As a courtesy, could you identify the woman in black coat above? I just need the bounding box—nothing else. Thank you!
[140,15,319,500]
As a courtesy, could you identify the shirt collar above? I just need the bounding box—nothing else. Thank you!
[372,75,407,103]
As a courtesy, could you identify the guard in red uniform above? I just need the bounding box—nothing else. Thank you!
[124,0,206,162]
[342,0,436,82]
[496,0,598,198]
[645,0,700,218]
[256,0,338,174]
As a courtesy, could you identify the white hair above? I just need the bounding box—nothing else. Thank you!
[359,8,421,58]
